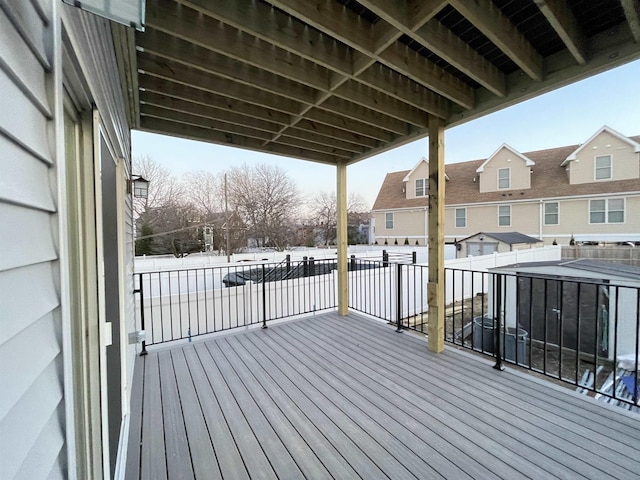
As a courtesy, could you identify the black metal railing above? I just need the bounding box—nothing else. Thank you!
[445,268,639,410]
[348,261,638,410]
[135,257,340,349]
[348,258,428,334]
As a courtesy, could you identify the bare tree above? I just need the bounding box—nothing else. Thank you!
[183,170,224,220]
[133,156,195,256]
[309,191,368,245]
[133,155,183,217]
[227,163,300,250]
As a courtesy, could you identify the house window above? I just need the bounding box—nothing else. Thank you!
[498,168,510,189]
[544,202,559,225]
[415,178,427,197]
[385,212,394,229]
[595,155,612,180]
[498,205,511,226]
[590,198,624,224]
[455,208,466,228]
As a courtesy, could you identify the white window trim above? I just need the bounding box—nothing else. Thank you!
[498,205,511,227]
[415,178,428,197]
[385,212,394,230]
[588,198,625,224]
[497,167,510,189]
[455,207,466,228]
[594,154,613,181]
[543,201,560,226]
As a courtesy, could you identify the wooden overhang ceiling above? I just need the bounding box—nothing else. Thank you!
[114,0,640,166]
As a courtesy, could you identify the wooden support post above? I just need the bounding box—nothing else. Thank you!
[336,160,348,315]
[428,116,445,353]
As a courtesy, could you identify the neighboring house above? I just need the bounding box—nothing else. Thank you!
[372,127,640,246]
[203,212,246,253]
[456,232,543,258]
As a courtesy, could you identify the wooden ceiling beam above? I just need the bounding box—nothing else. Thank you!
[140,116,346,165]
[534,0,588,65]
[137,54,305,115]
[407,0,449,30]
[377,42,474,108]
[172,0,353,75]
[304,108,396,143]
[333,81,428,127]
[180,0,449,118]
[139,27,427,128]
[359,0,507,97]
[269,0,474,109]
[450,0,544,81]
[141,106,356,158]
[316,96,410,136]
[356,64,449,118]
[146,1,331,91]
[290,120,380,149]
[620,0,640,43]
[137,35,316,104]
[139,91,283,134]
[139,77,293,126]
[139,69,394,144]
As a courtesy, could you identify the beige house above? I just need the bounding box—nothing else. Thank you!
[372,127,640,247]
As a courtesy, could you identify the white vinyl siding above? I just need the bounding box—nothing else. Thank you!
[385,212,394,229]
[590,198,624,224]
[544,202,559,225]
[455,208,466,228]
[0,3,66,479]
[595,155,612,180]
[498,205,511,226]
[498,168,510,189]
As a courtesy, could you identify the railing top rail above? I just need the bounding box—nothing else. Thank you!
[444,267,640,290]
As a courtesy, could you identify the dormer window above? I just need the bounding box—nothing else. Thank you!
[497,168,510,189]
[595,155,612,180]
[415,178,428,197]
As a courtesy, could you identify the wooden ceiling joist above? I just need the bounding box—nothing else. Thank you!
[450,0,544,81]
[114,0,640,165]
[534,0,588,65]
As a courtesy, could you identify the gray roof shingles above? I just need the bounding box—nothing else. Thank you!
[372,136,640,211]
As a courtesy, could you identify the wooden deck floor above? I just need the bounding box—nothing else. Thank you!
[125,312,640,480]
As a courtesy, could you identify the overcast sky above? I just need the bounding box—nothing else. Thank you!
[132,59,640,209]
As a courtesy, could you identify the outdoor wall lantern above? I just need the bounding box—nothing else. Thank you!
[132,175,149,199]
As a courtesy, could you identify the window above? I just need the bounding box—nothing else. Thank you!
[607,199,624,223]
[385,212,394,229]
[455,208,466,228]
[415,178,427,197]
[498,205,511,226]
[544,202,559,225]
[498,168,510,189]
[595,155,612,180]
[590,198,624,224]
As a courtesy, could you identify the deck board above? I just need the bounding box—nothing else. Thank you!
[310,316,639,477]
[127,312,640,480]
[298,317,632,479]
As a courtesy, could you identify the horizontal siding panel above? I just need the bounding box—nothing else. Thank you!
[0,203,57,272]
[0,360,63,479]
[0,312,61,419]
[0,9,50,116]
[0,135,55,211]
[0,262,59,346]
[13,405,65,480]
[0,0,50,69]
[0,69,52,164]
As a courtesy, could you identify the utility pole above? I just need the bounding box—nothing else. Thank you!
[225,173,231,263]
